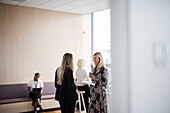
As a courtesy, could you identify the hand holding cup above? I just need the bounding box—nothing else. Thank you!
[89,72,96,81]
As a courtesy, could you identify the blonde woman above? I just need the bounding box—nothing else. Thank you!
[88,52,108,113]
[55,53,78,113]
[76,59,90,112]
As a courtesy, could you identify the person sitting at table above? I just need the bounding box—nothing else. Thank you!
[28,72,44,113]
[76,59,90,112]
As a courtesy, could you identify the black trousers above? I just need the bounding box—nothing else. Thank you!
[77,85,89,112]
[29,92,41,106]
[59,101,76,113]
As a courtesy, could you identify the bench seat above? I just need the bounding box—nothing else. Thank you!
[0,94,55,104]
[0,82,59,113]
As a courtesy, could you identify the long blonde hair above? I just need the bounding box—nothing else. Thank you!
[57,53,74,85]
[93,52,105,68]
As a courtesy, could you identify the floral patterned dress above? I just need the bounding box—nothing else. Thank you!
[88,67,108,113]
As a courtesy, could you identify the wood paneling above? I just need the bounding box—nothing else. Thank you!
[0,4,84,84]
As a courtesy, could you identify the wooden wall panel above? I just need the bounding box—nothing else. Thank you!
[0,4,84,84]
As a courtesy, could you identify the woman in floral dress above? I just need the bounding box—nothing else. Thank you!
[88,52,108,113]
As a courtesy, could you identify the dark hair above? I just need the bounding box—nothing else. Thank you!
[35,72,40,76]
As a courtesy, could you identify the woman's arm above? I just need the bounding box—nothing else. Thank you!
[28,87,31,93]
[89,73,96,81]
[55,69,58,88]
[84,69,90,81]
[28,81,32,92]
[40,81,44,93]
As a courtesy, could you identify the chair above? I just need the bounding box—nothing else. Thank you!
[76,91,86,112]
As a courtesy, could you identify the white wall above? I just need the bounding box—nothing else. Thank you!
[129,0,170,113]
[110,0,129,112]
[82,14,92,72]
[110,0,170,113]
[73,14,92,78]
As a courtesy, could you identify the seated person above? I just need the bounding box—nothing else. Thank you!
[28,72,44,113]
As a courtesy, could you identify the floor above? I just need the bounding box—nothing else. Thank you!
[42,110,86,113]
[42,111,61,113]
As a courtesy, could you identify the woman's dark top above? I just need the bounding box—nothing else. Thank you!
[55,67,78,103]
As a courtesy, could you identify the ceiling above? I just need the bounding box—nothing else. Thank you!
[0,0,110,15]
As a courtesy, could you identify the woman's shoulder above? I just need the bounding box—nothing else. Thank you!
[77,68,86,71]
[100,66,108,73]
[65,67,73,72]
[29,79,34,83]
[55,67,60,73]
[103,66,108,70]
[38,79,43,82]
[76,68,87,74]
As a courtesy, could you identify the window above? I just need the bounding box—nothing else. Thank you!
[92,9,111,112]
[93,9,111,65]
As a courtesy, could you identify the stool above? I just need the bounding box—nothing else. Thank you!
[76,91,86,112]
